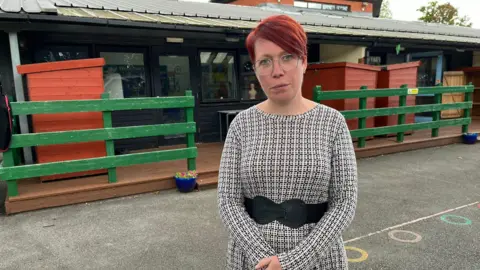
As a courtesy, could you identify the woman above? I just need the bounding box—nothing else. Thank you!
[217,14,358,270]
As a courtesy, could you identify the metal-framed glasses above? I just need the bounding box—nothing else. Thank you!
[253,54,301,76]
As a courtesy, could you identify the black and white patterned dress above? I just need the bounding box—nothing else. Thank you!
[217,103,358,270]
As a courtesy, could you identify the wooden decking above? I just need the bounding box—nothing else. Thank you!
[5,119,480,215]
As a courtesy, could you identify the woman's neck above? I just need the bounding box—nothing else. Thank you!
[260,95,317,116]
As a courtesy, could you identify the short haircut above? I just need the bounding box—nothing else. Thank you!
[246,15,308,63]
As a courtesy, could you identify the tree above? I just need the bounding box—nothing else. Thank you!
[380,0,392,19]
[418,1,472,27]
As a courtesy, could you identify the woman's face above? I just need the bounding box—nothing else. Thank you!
[253,38,307,104]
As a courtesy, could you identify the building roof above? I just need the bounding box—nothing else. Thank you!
[1,0,480,46]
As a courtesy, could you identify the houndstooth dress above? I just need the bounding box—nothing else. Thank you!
[217,103,358,270]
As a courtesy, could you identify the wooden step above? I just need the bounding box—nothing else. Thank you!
[5,174,177,215]
[355,134,463,158]
[196,171,218,190]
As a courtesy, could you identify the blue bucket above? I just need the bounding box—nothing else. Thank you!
[462,133,478,144]
[175,176,197,193]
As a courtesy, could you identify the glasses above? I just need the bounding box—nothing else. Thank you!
[253,54,301,76]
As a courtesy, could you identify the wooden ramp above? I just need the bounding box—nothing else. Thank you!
[5,120,480,215]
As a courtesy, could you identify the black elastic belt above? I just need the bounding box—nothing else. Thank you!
[244,195,329,229]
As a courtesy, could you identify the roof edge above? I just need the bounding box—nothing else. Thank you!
[2,9,480,48]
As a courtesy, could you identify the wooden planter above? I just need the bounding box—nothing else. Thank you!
[376,61,420,135]
[17,58,107,182]
[302,62,381,131]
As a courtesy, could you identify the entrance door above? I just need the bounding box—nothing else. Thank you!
[152,47,198,146]
[410,51,444,87]
[410,51,445,122]
[96,46,155,152]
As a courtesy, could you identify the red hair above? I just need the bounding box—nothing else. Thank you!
[246,15,307,62]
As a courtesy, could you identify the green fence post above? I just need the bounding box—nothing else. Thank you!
[397,85,408,143]
[3,96,19,196]
[313,85,322,103]
[2,149,18,197]
[8,95,21,165]
[101,93,117,183]
[12,116,21,166]
[185,90,196,171]
[432,83,442,137]
[358,86,367,148]
[462,82,473,133]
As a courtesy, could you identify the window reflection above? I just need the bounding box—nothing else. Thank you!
[100,52,147,98]
[159,55,191,97]
[200,51,237,101]
[240,55,265,100]
[34,46,89,63]
[158,55,190,139]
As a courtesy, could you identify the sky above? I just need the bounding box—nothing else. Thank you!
[389,0,480,29]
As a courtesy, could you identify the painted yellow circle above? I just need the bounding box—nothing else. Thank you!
[345,246,368,263]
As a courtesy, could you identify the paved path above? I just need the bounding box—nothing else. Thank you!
[1,144,479,270]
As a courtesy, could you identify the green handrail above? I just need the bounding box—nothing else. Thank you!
[314,84,474,148]
[0,90,197,197]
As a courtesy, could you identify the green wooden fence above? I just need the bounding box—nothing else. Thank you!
[0,91,197,197]
[313,84,474,148]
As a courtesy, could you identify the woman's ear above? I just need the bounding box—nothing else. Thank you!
[302,58,308,74]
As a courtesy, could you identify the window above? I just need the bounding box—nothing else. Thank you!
[292,1,350,12]
[200,51,237,102]
[322,4,336,10]
[100,52,147,98]
[158,55,191,97]
[239,55,265,100]
[293,1,308,7]
[307,2,323,9]
[34,46,89,63]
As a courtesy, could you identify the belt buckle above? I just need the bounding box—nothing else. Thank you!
[251,196,281,225]
[280,199,308,229]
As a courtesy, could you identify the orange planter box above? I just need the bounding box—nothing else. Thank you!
[17,58,107,181]
[302,62,381,131]
[376,61,421,134]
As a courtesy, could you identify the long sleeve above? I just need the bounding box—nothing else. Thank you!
[276,115,358,270]
[217,117,276,266]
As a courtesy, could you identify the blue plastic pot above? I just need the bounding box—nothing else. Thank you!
[462,133,478,144]
[175,176,197,193]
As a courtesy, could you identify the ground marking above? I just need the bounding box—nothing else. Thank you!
[344,246,368,263]
[388,230,422,243]
[440,214,472,225]
[344,201,479,244]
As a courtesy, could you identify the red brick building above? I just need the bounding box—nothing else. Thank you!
[211,0,382,17]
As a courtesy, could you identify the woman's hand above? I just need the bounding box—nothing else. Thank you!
[255,256,282,270]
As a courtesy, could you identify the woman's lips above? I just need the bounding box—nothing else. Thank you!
[271,83,289,90]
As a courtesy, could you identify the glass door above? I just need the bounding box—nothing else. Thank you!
[410,51,445,122]
[152,47,198,146]
[96,46,156,152]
